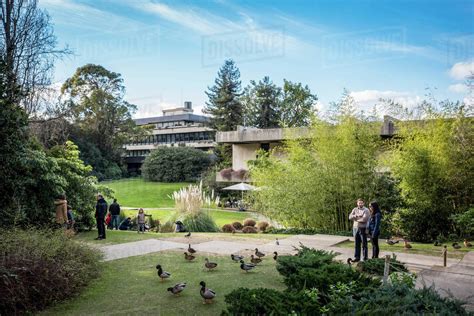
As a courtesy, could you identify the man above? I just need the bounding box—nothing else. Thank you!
[119,217,132,230]
[109,199,121,230]
[54,194,68,228]
[95,194,108,240]
[349,198,370,262]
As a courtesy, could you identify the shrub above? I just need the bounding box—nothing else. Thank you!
[222,223,235,233]
[232,221,243,230]
[173,182,219,216]
[222,288,290,315]
[142,147,212,182]
[267,227,352,236]
[0,229,101,314]
[242,226,258,233]
[257,221,270,232]
[452,207,474,238]
[182,212,219,232]
[220,168,232,180]
[231,169,248,180]
[243,218,256,227]
[276,246,338,278]
[355,254,408,276]
[160,220,175,233]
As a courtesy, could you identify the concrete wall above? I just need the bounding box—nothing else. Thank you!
[232,143,261,170]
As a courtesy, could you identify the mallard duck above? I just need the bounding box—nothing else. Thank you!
[464,240,472,248]
[188,244,196,254]
[231,254,244,262]
[184,252,196,261]
[240,260,256,272]
[167,282,186,295]
[404,240,412,249]
[386,239,400,245]
[204,258,218,271]
[273,251,278,261]
[347,258,353,265]
[254,248,265,258]
[250,255,262,264]
[156,264,171,281]
[453,242,462,249]
[434,240,442,246]
[199,281,216,304]
[276,238,280,245]
[185,232,191,238]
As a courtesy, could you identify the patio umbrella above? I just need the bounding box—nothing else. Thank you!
[222,182,256,200]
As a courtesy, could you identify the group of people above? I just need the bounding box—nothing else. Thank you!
[349,198,382,261]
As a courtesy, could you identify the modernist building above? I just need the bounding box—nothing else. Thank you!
[124,102,216,172]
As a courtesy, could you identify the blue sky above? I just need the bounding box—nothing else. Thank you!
[41,0,473,118]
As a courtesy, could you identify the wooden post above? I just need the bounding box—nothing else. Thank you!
[443,245,447,267]
[383,255,390,285]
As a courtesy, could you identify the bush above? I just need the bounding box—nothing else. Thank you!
[232,221,243,230]
[142,147,212,182]
[219,168,232,180]
[242,226,258,233]
[160,219,175,233]
[452,207,474,238]
[0,229,102,314]
[182,212,219,232]
[276,246,338,278]
[222,288,290,315]
[267,227,352,236]
[257,221,270,232]
[222,223,235,233]
[243,218,256,227]
[355,254,408,276]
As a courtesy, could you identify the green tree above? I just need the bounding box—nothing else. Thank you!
[204,59,243,131]
[142,147,212,182]
[280,79,317,127]
[242,76,282,128]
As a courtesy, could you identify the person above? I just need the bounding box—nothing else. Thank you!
[137,208,146,233]
[119,217,132,230]
[368,201,382,259]
[54,194,68,228]
[66,205,75,230]
[95,194,108,240]
[349,198,370,262]
[175,220,185,233]
[109,199,121,230]
[105,212,112,229]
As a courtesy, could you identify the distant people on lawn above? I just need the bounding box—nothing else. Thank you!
[54,194,68,228]
[175,220,185,232]
[137,208,146,233]
[109,199,121,230]
[105,212,112,230]
[95,194,108,240]
[368,201,382,259]
[349,198,370,262]
[119,217,132,230]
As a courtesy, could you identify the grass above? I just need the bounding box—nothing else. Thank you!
[41,251,285,315]
[101,178,190,208]
[335,240,470,259]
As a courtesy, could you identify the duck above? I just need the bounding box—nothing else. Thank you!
[255,248,265,258]
[452,242,462,249]
[204,258,218,271]
[347,258,353,265]
[199,281,216,304]
[386,239,400,245]
[403,240,412,249]
[184,252,196,261]
[231,254,244,262]
[464,240,472,248]
[185,232,191,238]
[276,238,280,246]
[240,260,256,272]
[434,240,442,246]
[250,255,262,264]
[156,264,171,281]
[273,251,278,261]
[188,244,197,254]
[167,282,186,295]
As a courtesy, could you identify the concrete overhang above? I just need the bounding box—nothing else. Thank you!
[217,127,311,144]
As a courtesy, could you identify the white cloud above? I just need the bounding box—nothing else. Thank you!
[449,61,474,80]
[448,83,469,94]
[350,90,423,113]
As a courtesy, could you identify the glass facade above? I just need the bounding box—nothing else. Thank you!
[130,131,215,145]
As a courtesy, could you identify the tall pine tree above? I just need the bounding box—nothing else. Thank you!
[204,60,243,131]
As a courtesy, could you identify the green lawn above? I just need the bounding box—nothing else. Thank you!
[335,240,470,259]
[41,251,285,315]
[101,178,190,208]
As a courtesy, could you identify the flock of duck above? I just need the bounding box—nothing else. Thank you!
[156,241,279,304]
[386,238,472,249]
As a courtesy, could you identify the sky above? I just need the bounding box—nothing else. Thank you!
[41,0,473,118]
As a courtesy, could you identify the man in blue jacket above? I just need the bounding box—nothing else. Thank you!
[95,194,108,240]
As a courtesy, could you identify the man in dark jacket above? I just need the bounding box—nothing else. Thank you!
[95,194,108,240]
[109,199,121,230]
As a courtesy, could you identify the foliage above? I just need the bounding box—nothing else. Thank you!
[142,146,212,182]
[387,101,473,241]
[182,211,219,232]
[355,254,408,276]
[243,218,256,227]
[257,221,270,232]
[221,223,235,233]
[0,228,101,314]
[451,207,474,237]
[222,288,290,316]
[232,221,243,230]
[242,226,258,233]
[267,227,353,236]
[389,272,417,289]
[172,182,219,216]
[279,79,318,127]
[203,59,243,131]
[275,246,338,278]
[251,96,380,231]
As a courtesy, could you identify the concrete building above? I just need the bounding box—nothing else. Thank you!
[124,102,215,173]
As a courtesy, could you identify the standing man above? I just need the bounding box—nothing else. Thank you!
[54,194,68,228]
[109,199,121,230]
[349,198,370,262]
[95,194,108,240]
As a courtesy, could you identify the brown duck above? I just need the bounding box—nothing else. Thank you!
[184,252,196,261]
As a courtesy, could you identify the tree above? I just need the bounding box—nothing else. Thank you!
[0,0,69,113]
[280,80,317,127]
[61,64,140,178]
[142,147,212,182]
[204,59,243,131]
[242,76,282,128]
